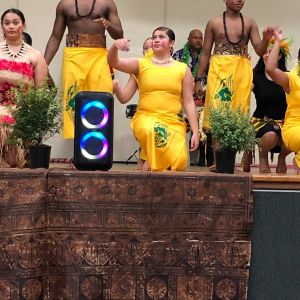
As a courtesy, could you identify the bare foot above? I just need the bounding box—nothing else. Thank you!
[293,158,300,175]
[0,158,9,168]
[142,161,151,172]
[137,158,144,171]
[276,155,287,174]
[209,164,216,172]
[259,158,271,173]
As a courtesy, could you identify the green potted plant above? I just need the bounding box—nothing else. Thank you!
[10,84,62,168]
[209,103,257,174]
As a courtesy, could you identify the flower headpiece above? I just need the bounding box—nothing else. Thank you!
[268,37,293,59]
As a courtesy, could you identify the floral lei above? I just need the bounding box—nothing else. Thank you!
[182,43,201,78]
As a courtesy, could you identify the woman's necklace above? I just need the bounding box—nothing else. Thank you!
[151,57,174,65]
[223,11,245,45]
[2,41,27,60]
[75,0,96,18]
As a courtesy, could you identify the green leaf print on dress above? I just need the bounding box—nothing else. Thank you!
[214,75,233,102]
[66,81,79,121]
[154,122,170,148]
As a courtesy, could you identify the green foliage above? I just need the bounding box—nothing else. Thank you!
[10,84,62,148]
[209,103,257,152]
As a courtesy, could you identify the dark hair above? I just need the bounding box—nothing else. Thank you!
[1,8,25,25]
[254,49,287,73]
[298,48,300,60]
[22,32,32,46]
[152,26,175,41]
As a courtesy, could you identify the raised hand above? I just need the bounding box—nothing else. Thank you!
[190,132,200,152]
[113,38,131,52]
[194,81,204,100]
[262,26,275,41]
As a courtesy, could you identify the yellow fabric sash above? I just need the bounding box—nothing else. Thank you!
[203,55,252,129]
[62,47,113,139]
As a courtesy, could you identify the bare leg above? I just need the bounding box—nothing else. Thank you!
[276,142,290,174]
[4,145,20,168]
[209,137,220,172]
[259,132,278,173]
[259,150,271,173]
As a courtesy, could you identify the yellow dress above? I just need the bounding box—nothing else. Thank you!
[131,58,187,171]
[203,55,252,129]
[282,72,300,168]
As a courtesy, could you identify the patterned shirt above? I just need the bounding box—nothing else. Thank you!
[172,47,207,87]
[173,47,207,106]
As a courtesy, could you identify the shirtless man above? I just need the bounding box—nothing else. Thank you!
[194,0,274,171]
[44,0,123,138]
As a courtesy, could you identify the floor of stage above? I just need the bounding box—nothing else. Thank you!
[49,161,300,190]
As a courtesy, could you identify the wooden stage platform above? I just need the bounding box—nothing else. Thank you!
[0,164,299,299]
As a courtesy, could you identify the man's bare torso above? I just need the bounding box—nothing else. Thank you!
[60,0,109,35]
[211,14,253,45]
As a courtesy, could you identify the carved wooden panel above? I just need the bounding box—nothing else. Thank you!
[0,169,252,299]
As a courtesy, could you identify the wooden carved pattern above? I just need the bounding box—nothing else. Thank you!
[0,169,252,299]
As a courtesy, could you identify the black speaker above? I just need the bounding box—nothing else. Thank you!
[74,91,114,170]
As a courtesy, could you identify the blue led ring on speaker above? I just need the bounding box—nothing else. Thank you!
[80,132,109,159]
[81,100,109,129]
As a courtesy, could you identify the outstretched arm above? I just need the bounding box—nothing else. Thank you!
[44,2,66,65]
[182,68,200,152]
[265,28,290,93]
[113,75,138,104]
[108,38,139,75]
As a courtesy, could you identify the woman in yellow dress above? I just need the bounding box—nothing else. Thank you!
[108,27,199,171]
[266,28,300,174]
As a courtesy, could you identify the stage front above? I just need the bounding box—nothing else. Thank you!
[0,168,252,300]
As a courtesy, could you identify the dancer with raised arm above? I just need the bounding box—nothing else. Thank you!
[250,40,291,173]
[194,0,274,171]
[108,27,199,171]
[266,28,300,174]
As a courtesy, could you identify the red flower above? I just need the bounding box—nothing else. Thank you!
[0,115,15,125]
